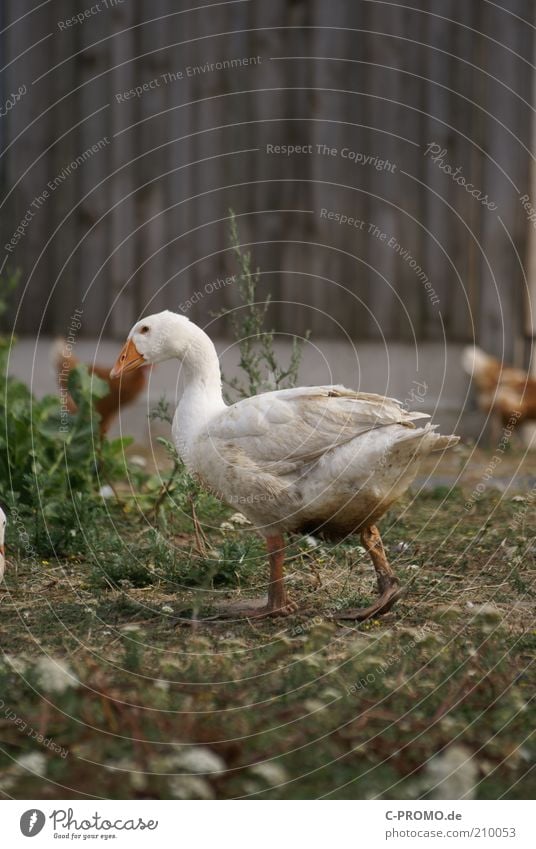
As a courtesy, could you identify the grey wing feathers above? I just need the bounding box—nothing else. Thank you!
[210,385,430,474]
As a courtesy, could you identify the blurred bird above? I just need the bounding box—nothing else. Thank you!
[51,338,149,436]
[462,346,536,429]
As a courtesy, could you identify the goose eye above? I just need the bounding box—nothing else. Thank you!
[140,325,150,335]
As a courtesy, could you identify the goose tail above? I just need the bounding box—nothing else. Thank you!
[394,423,459,454]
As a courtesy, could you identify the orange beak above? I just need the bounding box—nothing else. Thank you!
[110,338,146,379]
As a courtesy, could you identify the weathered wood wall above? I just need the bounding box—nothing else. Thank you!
[1,0,534,360]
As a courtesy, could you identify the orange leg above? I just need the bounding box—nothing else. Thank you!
[334,525,403,621]
[265,534,289,612]
[211,534,298,619]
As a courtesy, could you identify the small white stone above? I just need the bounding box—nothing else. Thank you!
[35,656,78,694]
[250,762,288,786]
[425,745,478,800]
[130,455,147,468]
[99,485,114,499]
[130,771,147,791]
[320,687,341,700]
[173,747,225,774]
[16,752,47,776]
[304,698,325,712]
[169,775,214,799]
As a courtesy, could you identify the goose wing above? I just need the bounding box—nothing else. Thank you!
[208,385,428,474]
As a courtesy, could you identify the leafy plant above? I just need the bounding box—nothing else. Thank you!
[0,267,21,376]
[0,273,148,555]
[0,362,133,555]
[89,524,178,590]
[89,544,155,590]
[219,210,309,398]
[0,267,21,321]
[197,536,265,588]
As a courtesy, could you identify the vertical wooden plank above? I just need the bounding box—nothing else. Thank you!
[76,6,113,336]
[526,2,536,375]
[165,1,196,319]
[216,0,257,321]
[422,0,457,340]
[240,0,296,333]
[50,0,81,331]
[108,0,138,335]
[135,0,175,320]
[190,2,226,314]
[478,1,532,361]
[365,0,406,341]
[2,1,54,334]
[273,0,316,339]
[390,5,425,342]
[308,0,368,338]
[449,0,486,343]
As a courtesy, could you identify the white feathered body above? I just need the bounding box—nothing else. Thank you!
[173,384,458,539]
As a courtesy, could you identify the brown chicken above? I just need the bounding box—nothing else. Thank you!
[462,346,536,429]
[52,338,149,436]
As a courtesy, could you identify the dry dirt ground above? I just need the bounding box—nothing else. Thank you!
[0,446,534,799]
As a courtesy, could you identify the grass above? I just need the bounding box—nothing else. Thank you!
[0,263,534,799]
[1,471,534,800]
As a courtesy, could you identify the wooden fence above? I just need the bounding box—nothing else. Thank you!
[1,0,534,361]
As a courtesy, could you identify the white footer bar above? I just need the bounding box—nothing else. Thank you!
[3,800,533,848]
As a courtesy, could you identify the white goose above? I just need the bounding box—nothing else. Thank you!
[0,507,6,581]
[111,312,458,620]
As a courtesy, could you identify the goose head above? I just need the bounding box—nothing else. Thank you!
[0,507,6,581]
[110,310,221,386]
